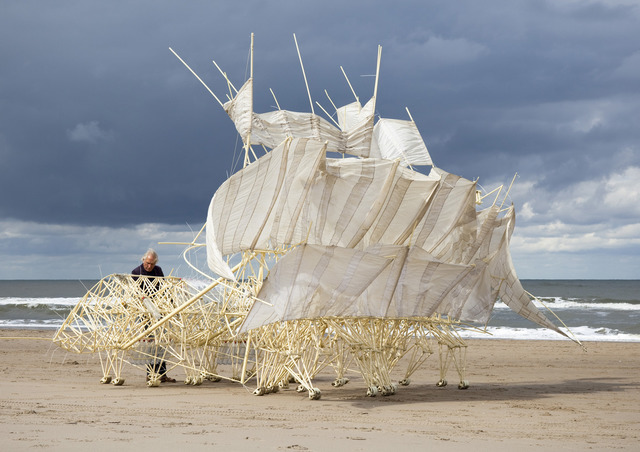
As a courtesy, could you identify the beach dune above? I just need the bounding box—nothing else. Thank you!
[1,328,638,451]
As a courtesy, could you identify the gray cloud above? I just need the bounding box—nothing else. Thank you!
[67,121,114,144]
[1,0,639,279]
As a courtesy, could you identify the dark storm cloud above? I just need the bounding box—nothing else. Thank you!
[1,0,639,231]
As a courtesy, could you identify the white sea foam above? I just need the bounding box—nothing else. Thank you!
[2,291,638,342]
[0,319,63,328]
[4,320,638,342]
[493,299,640,311]
[460,325,640,342]
[0,297,80,307]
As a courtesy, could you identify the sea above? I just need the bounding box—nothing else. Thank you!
[0,279,638,342]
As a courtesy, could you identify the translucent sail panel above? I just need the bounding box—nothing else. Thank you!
[207,147,442,278]
[223,77,253,144]
[391,246,493,319]
[429,204,566,330]
[299,158,400,247]
[287,158,439,249]
[412,168,478,253]
[239,244,492,332]
[425,206,508,323]
[355,165,441,248]
[458,206,501,264]
[452,206,506,322]
[206,142,399,278]
[206,138,326,279]
[239,245,398,332]
[486,207,568,337]
[223,79,375,158]
[431,205,502,267]
[497,265,566,337]
[252,109,341,150]
[334,98,376,157]
[240,239,566,335]
[370,118,432,167]
[335,99,374,131]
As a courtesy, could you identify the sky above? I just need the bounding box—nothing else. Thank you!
[1,0,639,280]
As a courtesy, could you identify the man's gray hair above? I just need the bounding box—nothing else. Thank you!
[142,248,159,262]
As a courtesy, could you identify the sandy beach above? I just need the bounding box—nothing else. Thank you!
[1,328,638,451]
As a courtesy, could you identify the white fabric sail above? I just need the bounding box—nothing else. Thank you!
[206,137,326,278]
[355,164,441,248]
[206,146,436,268]
[239,214,566,336]
[223,79,376,158]
[334,98,376,157]
[370,118,432,167]
[209,68,569,341]
[207,137,566,336]
[300,157,400,248]
[239,243,496,333]
[412,168,478,253]
[486,207,567,336]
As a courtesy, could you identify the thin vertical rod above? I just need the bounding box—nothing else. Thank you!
[294,33,314,114]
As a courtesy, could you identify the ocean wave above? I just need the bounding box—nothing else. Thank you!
[2,319,638,343]
[0,319,64,329]
[460,325,640,342]
[0,297,80,307]
[6,295,638,311]
[2,290,638,342]
[493,298,640,312]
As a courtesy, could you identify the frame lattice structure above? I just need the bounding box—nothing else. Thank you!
[53,35,575,399]
[53,273,258,387]
[54,268,478,398]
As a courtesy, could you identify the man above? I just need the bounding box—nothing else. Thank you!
[132,249,176,383]
[132,248,164,279]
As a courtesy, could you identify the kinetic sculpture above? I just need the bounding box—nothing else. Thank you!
[54,34,576,399]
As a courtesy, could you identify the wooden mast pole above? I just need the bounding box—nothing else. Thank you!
[373,45,382,101]
[169,47,224,107]
[244,33,255,167]
[499,173,518,210]
[294,33,314,114]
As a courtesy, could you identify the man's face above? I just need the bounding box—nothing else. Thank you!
[142,256,156,272]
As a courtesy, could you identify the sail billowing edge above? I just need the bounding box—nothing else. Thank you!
[208,71,565,339]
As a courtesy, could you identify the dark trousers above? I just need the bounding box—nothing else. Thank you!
[148,359,167,376]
